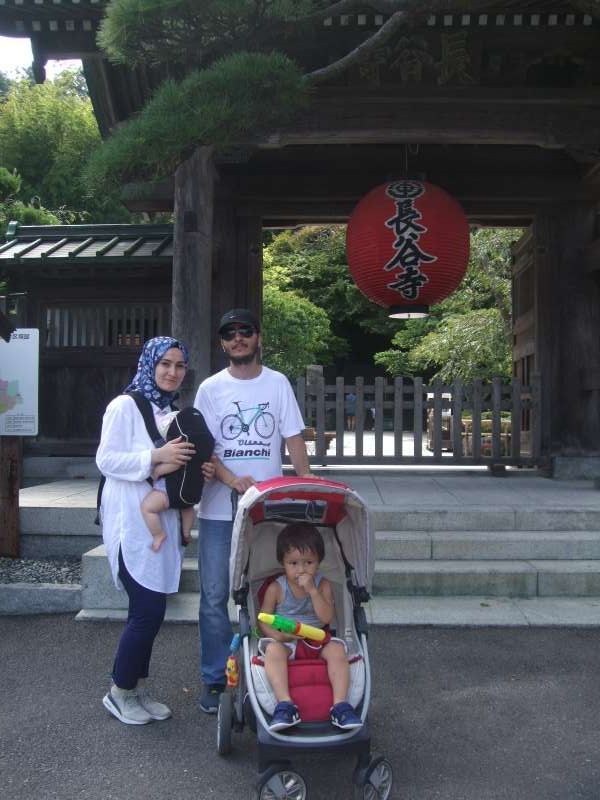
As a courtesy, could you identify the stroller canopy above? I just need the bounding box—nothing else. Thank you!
[229,477,374,594]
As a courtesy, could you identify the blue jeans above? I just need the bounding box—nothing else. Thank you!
[197,518,233,686]
[112,548,167,690]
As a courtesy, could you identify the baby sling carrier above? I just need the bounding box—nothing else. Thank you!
[95,391,214,524]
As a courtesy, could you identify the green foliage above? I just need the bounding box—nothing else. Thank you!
[52,67,90,98]
[0,167,20,202]
[0,200,60,238]
[262,284,334,379]
[0,71,130,221]
[407,308,512,382]
[264,225,397,366]
[84,51,307,192]
[374,228,520,381]
[0,74,100,209]
[0,71,13,101]
[98,0,316,69]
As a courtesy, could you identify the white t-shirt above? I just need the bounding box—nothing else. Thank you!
[96,394,184,593]
[194,366,304,520]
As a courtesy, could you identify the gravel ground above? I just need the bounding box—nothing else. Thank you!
[0,557,81,584]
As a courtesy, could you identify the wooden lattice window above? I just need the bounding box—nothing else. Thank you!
[43,303,172,348]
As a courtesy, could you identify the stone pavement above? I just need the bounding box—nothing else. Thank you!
[2,614,600,800]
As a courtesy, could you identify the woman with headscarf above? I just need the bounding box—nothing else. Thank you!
[96,336,214,725]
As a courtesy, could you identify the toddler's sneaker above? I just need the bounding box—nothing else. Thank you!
[330,701,362,730]
[268,701,301,731]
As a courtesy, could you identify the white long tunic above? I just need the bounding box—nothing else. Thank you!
[96,394,184,594]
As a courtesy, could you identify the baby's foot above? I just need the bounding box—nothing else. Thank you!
[151,531,167,552]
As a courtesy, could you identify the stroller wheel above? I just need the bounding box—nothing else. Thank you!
[252,765,307,800]
[352,756,393,800]
[217,692,233,756]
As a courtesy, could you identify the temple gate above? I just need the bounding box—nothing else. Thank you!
[0,2,599,473]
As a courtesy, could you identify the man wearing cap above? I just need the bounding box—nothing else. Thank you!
[193,307,312,713]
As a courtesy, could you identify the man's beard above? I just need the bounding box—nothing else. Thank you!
[229,342,260,366]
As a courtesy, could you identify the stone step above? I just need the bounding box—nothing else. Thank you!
[38,523,600,562]
[81,546,199,609]
[375,531,600,560]
[76,592,203,623]
[370,506,600,532]
[17,474,600,560]
[373,559,600,597]
[76,593,600,626]
[81,544,600,617]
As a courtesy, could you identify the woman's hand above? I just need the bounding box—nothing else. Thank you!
[201,456,217,481]
[152,436,195,467]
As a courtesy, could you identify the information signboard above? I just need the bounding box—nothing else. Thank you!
[0,328,39,436]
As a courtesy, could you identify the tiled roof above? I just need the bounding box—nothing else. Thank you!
[0,223,174,269]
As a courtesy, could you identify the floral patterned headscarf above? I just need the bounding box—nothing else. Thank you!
[123,336,189,409]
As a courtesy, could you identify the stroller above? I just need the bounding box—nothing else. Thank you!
[216,476,393,800]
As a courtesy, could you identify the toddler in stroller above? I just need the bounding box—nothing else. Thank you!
[218,476,393,800]
[258,522,362,732]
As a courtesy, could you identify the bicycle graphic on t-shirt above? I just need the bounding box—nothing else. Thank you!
[221,401,275,440]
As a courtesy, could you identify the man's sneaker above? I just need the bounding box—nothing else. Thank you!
[268,701,301,732]
[330,702,362,730]
[137,687,172,720]
[199,683,225,714]
[102,687,153,725]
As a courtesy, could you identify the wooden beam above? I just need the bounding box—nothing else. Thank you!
[121,139,587,213]
[172,146,216,406]
[261,94,600,156]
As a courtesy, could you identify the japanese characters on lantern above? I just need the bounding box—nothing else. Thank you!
[384,181,436,301]
[346,180,470,317]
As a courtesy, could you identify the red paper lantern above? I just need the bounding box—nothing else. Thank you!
[346,180,470,318]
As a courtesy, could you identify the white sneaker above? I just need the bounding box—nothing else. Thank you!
[137,687,172,720]
[102,687,153,725]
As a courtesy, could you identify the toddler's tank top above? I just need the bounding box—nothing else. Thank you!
[275,574,324,628]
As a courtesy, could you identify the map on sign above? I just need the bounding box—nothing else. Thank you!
[0,329,39,436]
[0,378,23,414]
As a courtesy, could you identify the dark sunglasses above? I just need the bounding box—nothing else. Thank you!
[221,325,256,341]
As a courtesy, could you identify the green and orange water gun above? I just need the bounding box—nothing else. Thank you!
[258,612,326,642]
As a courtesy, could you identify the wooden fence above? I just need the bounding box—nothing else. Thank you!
[291,375,541,467]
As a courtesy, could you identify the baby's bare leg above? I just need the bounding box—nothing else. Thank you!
[321,641,350,705]
[140,490,170,551]
[180,506,195,544]
[264,642,293,702]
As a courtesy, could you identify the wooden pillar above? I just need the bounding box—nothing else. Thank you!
[0,437,21,557]
[172,146,216,406]
[535,203,600,459]
[210,187,263,372]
